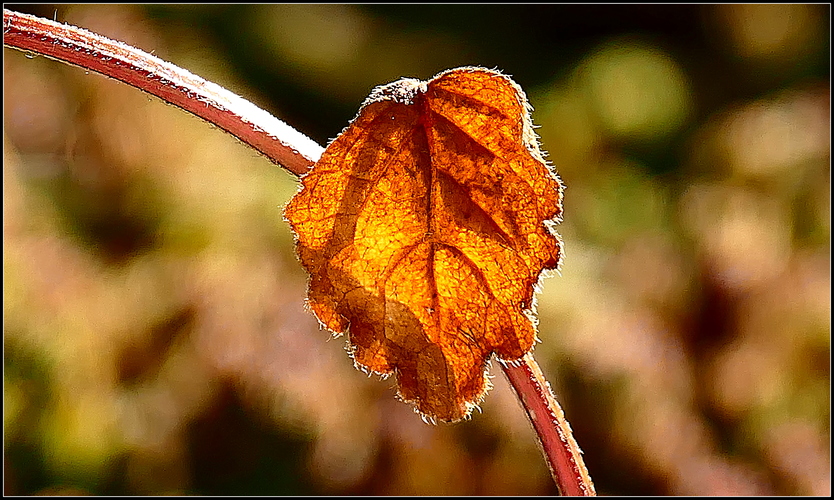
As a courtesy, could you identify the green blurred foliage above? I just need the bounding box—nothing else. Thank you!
[3,4,830,496]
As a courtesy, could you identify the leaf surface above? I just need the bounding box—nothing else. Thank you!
[285,67,563,422]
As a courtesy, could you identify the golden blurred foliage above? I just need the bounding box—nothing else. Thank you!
[4,4,829,496]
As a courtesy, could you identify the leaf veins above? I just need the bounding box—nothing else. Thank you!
[284,67,563,422]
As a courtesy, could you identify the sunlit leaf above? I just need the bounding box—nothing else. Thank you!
[285,67,563,422]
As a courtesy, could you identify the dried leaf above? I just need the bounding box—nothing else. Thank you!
[284,67,563,422]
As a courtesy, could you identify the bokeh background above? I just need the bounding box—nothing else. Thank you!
[3,4,830,496]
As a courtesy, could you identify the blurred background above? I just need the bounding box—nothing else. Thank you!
[3,4,830,496]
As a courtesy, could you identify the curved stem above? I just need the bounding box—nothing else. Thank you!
[4,8,594,495]
[501,354,596,496]
[2,8,322,176]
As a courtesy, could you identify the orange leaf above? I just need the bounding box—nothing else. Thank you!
[284,67,563,422]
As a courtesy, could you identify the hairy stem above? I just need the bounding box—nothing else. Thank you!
[4,8,594,495]
[2,8,323,176]
[501,354,596,496]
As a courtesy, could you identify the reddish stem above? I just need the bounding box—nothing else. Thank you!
[501,354,595,496]
[2,8,323,176]
[4,8,594,495]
